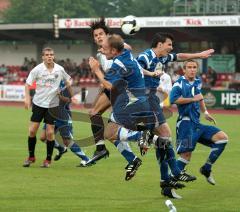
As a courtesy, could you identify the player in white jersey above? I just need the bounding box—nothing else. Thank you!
[158,70,173,108]
[23,47,72,168]
[88,18,131,163]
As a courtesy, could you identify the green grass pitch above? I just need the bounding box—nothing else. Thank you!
[0,106,239,211]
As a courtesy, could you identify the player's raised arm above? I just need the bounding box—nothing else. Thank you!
[177,49,215,61]
[89,57,112,90]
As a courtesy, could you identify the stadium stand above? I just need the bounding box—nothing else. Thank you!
[2,58,98,86]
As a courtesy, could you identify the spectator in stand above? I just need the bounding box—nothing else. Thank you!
[65,58,74,74]
[0,76,4,84]
[229,72,240,91]
[58,59,65,67]
[171,69,180,83]
[200,72,210,89]
[29,58,37,70]
[21,57,30,71]
[0,64,8,75]
[206,66,217,87]
[80,58,91,78]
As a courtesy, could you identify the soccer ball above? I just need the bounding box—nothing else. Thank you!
[121,15,140,35]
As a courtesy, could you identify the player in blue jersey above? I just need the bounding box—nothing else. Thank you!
[89,34,152,180]
[88,18,132,163]
[137,32,214,198]
[40,81,92,167]
[89,34,196,186]
[170,60,228,185]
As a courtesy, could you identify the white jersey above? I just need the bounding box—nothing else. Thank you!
[26,62,71,108]
[158,72,172,95]
[96,52,113,72]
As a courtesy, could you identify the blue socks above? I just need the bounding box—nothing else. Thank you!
[203,140,227,171]
[70,142,89,161]
[114,140,136,163]
[156,149,170,181]
[176,157,190,171]
[165,146,180,176]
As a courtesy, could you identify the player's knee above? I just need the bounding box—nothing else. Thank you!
[46,130,54,140]
[154,123,171,137]
[88,109,95,117]
[104,123,118,141]
[40,135,46,142]
[29,128,37,137]
[104,130,115,142]
[214,131,228,142]
[89,109,101,117]
[180,152,192,161]
[155,137,172,149]
[220,131,228,141]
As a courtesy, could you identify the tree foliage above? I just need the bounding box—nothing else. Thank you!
[2,0,173,23]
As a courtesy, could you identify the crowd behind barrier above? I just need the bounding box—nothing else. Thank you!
[0,57,240,91]
[0,57,98,86]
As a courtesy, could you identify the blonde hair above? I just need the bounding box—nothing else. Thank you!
[183,60,199,69]
[42,47,54,56]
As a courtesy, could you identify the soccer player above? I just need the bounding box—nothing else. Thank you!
[89,34,196,185]
[89,34,153,180]
[136,32,214,197]
[88,18,131,163]
[40,81,92,167]
[23,47,72,168]
[157,70,172,108]
[170,60,228,185]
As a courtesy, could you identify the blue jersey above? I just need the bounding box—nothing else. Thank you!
[59,80,70,112]
[106,49,156,131]
[43,80,72,138]
[137,49,177,89]
[105,49,146,101]
[170,76,202,123]
[56,80,72,126]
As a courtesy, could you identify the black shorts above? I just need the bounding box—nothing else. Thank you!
[31,104,57,125]
[103,88,111,100]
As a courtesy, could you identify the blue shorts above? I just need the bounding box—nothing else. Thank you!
[176,118,220,154]
[147,92,166,126]
[43,120,73,139]
[111,98,156,131]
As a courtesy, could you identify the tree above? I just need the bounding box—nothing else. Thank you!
[1,0,173,23]
[2,0,96,23]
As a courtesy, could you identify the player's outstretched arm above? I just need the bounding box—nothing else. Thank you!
[177,49,215,61]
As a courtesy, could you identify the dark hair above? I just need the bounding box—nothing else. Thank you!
[90,17,110,36]
[151,33,174,48]
[42,47,54,55]
[107,34,124,52]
